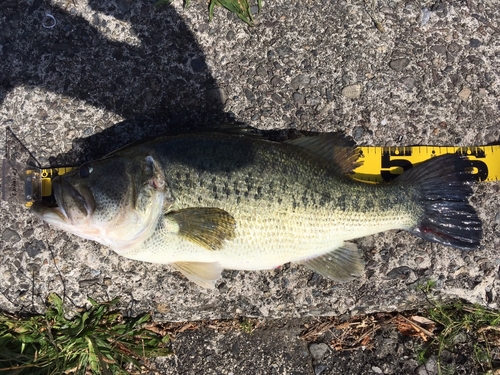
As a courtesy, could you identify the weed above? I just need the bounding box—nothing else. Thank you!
[239,319,255,334]
[416,279,437,294]
[0,293,171,374]
[415,344,427,365]
[155,0,260,25]
[418,298,500,374]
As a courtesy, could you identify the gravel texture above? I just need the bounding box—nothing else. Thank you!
[148,316,484,375]
[1,0,500,373]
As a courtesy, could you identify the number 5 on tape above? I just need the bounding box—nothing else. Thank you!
[353,145,499,183]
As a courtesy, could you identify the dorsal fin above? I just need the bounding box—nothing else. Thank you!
[286,133,362,174]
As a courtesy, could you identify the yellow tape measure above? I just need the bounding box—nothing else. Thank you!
[353,145,499,183]
[36,145,499,201]
[40,166,76,197]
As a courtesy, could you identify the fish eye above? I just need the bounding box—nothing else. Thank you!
[79,163,93,178]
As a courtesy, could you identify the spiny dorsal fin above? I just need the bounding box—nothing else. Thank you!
[165,207,236,251]
[299,242,364,282]
[286,133,362,174]
[172,262,222,289]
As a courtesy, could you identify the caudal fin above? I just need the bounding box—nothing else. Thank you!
[396,154,482,250]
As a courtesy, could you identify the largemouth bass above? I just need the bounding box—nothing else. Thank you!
[32,132,482,288]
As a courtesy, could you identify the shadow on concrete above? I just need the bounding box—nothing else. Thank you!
[0,0,230,165]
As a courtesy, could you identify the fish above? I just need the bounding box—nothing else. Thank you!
[31,131,482,288]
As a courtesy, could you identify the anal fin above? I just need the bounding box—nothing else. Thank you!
[300,242,364,282]
[172,261,223,289]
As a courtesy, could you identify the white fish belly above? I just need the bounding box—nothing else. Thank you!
[120,207,414,271]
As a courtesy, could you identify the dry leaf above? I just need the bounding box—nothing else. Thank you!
[411,315,436,326]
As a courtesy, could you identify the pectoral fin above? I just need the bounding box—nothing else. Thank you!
[165,207,236,251]
[300,242,364,282]
[172,262,223,289]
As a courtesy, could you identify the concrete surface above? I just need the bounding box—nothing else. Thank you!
[0,0,499,373]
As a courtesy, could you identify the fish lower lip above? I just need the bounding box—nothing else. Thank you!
[78,185,96,216]
[31,201,67,221]
[52,177,95,220]
[50,178,66,216]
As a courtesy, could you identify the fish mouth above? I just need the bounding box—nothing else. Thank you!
[31,176,96,224]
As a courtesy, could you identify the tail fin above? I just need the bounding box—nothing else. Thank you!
[396,154,482,250]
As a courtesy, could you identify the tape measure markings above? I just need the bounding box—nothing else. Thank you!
[355,144,498,183]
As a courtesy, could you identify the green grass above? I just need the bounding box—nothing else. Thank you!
[425,302,500,374]
[416,279,438,294]
[239,318,255,334]
[155,0,262,26]
[417,282,500,374]
[0,293,171,374]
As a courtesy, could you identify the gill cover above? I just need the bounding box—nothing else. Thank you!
[95,154,168,250]
[133,155,167,212]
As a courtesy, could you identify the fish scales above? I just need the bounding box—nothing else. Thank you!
[119,134,419,267]
[32,131,482,288]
